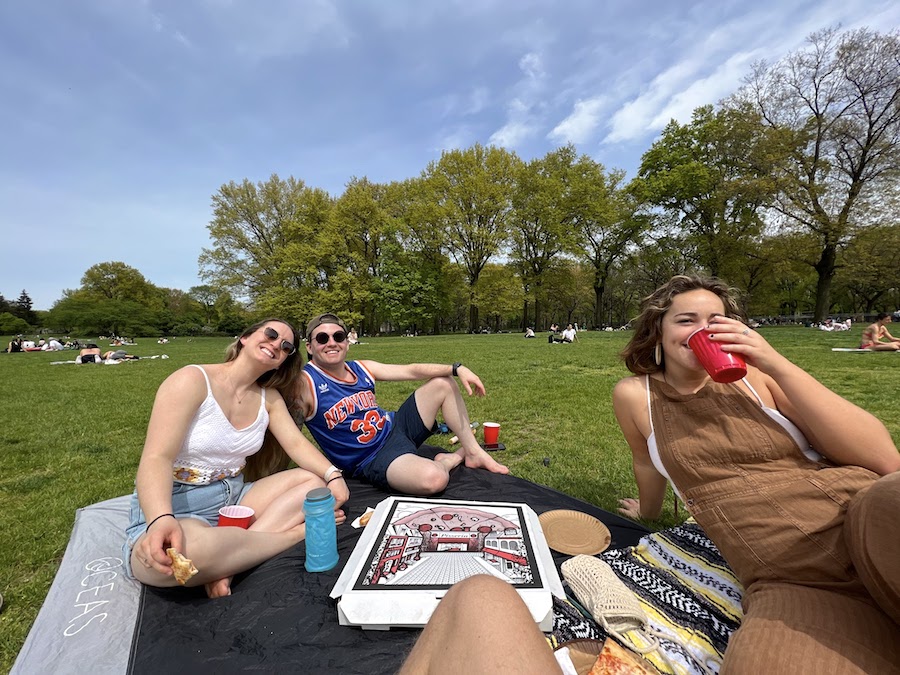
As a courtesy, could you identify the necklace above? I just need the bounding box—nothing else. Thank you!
[225,371,253,405]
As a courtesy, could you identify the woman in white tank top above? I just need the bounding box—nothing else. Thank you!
[125,318,349,598]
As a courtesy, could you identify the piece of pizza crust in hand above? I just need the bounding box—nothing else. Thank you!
[166,548,199,585]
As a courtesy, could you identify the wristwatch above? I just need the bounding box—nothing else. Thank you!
[452,362,462,377]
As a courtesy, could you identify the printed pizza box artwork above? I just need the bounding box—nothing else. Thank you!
[331,496,561,630]
[354,499,542,589]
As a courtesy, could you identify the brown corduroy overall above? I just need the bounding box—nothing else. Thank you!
[649,377,900,674]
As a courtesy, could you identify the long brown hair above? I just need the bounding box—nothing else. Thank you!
[621,275,745,375]
[226,318,306,480]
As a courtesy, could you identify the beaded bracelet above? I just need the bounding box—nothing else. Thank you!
[146,513,176,532]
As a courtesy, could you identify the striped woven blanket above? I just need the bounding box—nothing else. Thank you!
[552,521,743,674]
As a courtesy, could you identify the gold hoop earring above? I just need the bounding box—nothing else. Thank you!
[654,343,662,366]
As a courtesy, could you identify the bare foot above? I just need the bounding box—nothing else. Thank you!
[434,451,465,472]
[462,446,509,474]
[205,577,232,598]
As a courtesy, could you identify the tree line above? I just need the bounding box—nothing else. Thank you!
[8,27,900,338]
[198,27,900,333]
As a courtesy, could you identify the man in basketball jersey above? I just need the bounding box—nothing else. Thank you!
[295,313,508,494]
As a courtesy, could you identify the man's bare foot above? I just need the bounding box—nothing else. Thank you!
[462,446,509,474]
[205,577,232,598]
[434,452,465,472]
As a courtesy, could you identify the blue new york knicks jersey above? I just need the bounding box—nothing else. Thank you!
[302,361,394,474]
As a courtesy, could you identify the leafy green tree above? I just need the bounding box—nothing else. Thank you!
[543,262,594,327]
[214,292,250,334]
[80,262,162,309]
[509,146,582,330]
[738,27,900,321]
[189,285,221,325]
[0,312,30,334]
[572,159,649,329]
[331,177,398,335]
[423,144,520,331]
[46,295,160,336]
[473,263,523,332]
[834,224,900,312]
[391,178,455,334]
[636,104,774,281]
[372,239,439,334]
[201,175,334,317]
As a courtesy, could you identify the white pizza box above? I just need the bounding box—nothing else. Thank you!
[330,496,563,630]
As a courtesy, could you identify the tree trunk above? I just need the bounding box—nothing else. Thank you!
[813,243,837,322]
[468,295,479,333]
[593,285,603,328]
[521,299,529,332]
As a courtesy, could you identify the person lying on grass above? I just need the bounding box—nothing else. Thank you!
[123,318,348,598]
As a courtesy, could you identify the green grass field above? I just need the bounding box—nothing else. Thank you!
[1,328,898,670]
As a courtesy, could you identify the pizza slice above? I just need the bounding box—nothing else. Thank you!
[588,638,657,675]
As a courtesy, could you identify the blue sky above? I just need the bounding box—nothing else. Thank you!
[2,1,898,310]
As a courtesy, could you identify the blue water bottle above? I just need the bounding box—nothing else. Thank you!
[303,487,339,572]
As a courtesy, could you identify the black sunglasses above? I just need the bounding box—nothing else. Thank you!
[262,327,296,356]
[314,330,347,345]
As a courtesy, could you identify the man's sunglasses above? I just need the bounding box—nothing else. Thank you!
[262,327,296,356]
[314,330,347,345]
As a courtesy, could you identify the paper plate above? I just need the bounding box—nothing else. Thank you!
[538,509,611,555]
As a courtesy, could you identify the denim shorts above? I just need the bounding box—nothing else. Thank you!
[358,392,436,490]
[121,474,254,578]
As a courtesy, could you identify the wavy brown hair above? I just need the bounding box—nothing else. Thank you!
[225,318,306,481]
[621,275,745,375]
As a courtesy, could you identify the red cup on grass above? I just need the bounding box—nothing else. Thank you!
[483,422,500,446]
[687,328,747,383]
[218,505,254,528]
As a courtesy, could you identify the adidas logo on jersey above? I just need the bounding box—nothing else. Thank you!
[318,382,329,393]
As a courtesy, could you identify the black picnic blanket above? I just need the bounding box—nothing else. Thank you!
[127,463,648,674]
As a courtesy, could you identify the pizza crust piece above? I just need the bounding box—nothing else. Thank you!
[166,547,199,585]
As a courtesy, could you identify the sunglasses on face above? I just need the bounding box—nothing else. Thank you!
[314,330,347,345]
[262,326,296,356]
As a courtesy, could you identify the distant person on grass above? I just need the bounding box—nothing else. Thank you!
[123,318,348,598]
[75,343,103,364]
[103,349,139,361]
[860,312,900,351]
[293,313,508,495]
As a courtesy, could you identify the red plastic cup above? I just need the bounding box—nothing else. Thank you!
[483,422,500,446]
[687,328,747,383]
[218,505,254,528]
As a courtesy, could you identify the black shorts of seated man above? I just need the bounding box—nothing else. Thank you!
[293,313,509,495]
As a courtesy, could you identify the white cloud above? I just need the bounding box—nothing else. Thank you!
[549,96,606,144]
[489,119,535,148]
[487,51,546,148]
[519,52,544,80]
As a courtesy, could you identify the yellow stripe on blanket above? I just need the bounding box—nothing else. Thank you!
[600,520,744,674]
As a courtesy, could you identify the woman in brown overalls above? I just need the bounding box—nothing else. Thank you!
[612,275,900,674]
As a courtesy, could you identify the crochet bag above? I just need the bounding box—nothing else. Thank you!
[561,555,717,674]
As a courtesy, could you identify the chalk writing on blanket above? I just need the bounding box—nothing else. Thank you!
[64,557,124,636]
